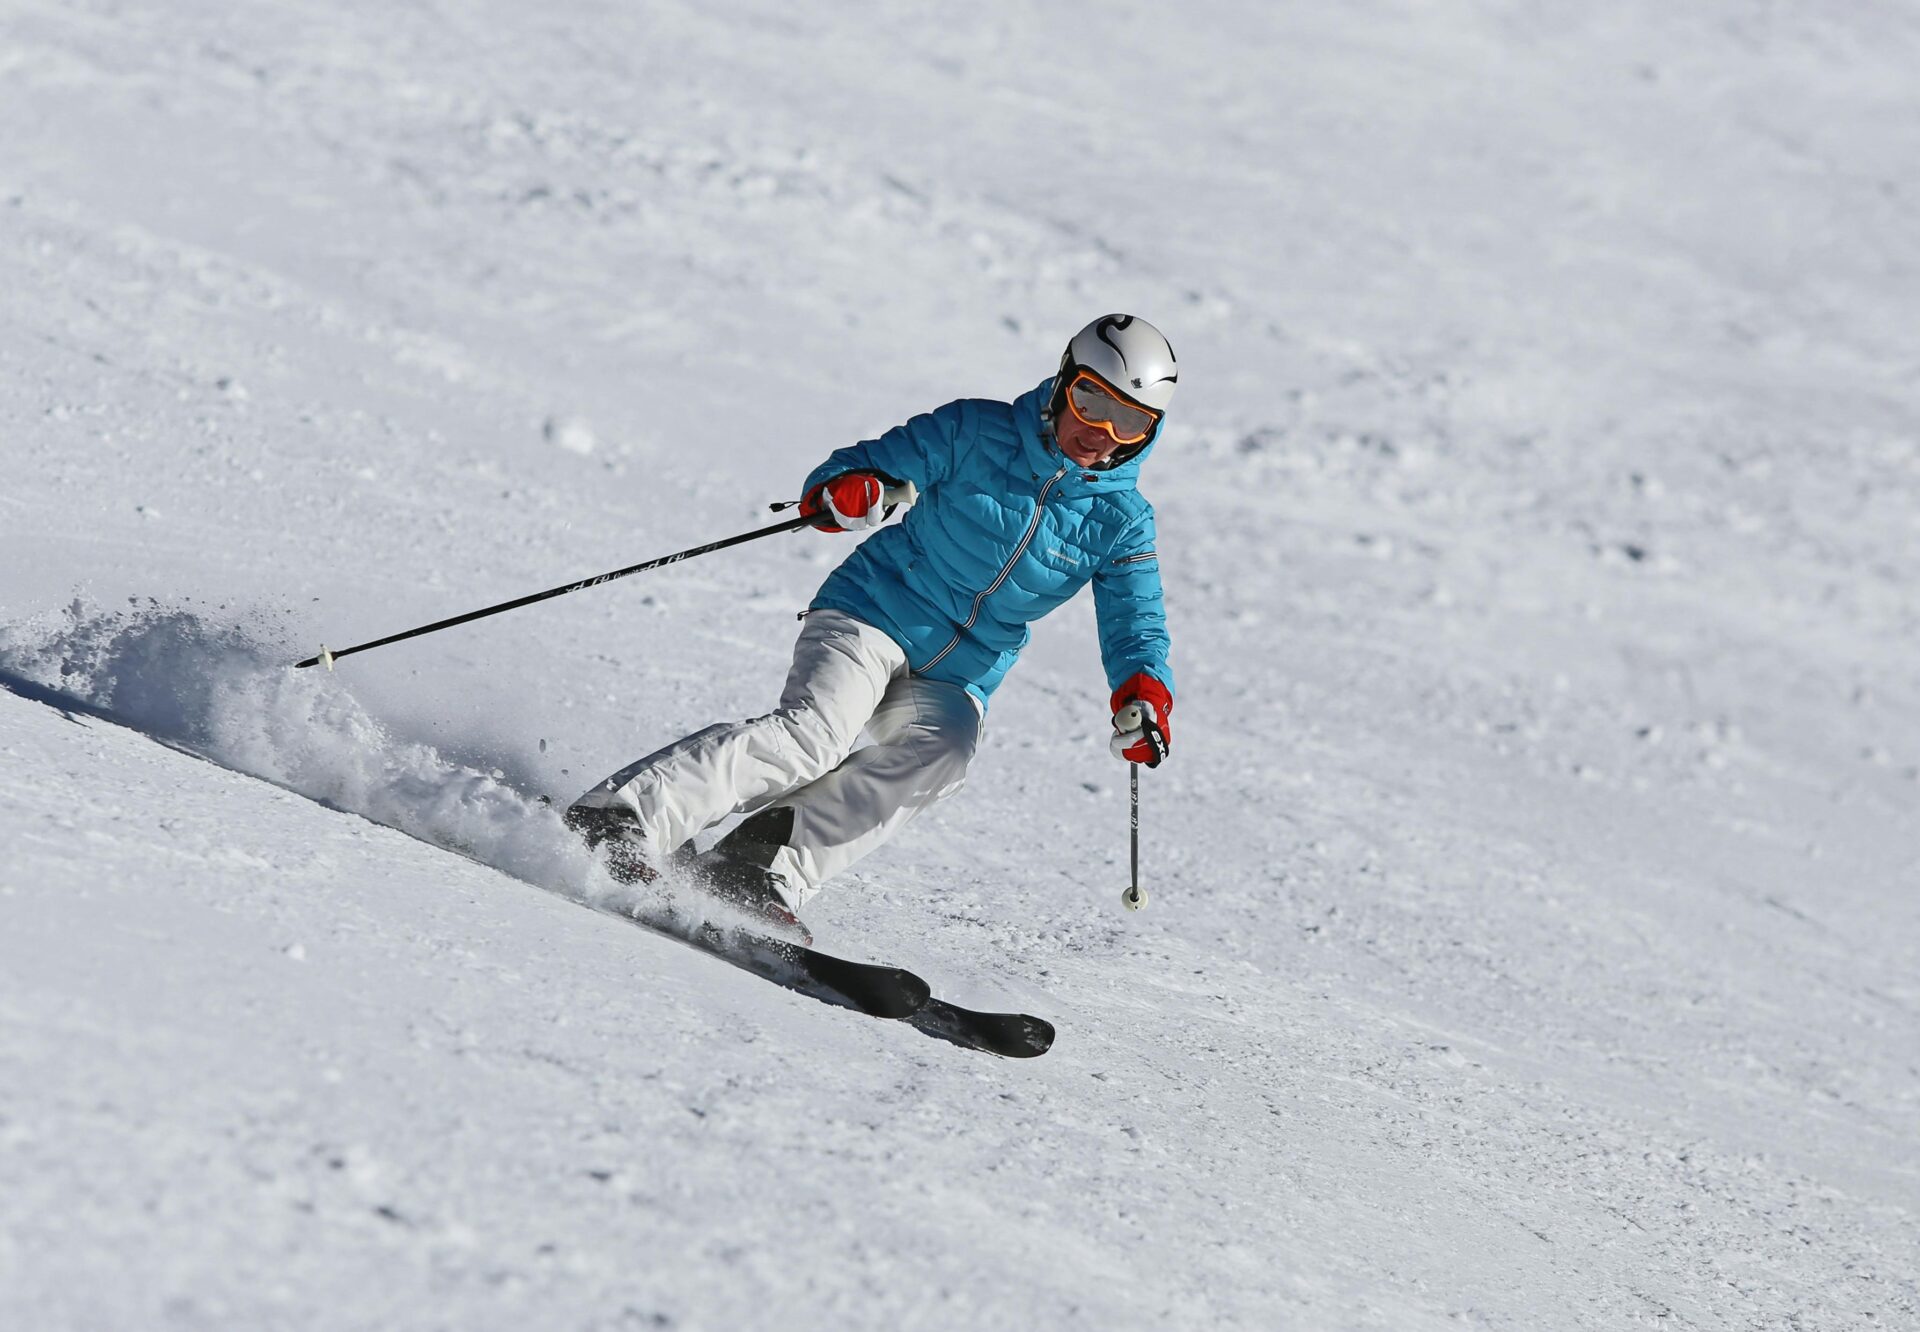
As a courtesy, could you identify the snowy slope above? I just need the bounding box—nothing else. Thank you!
[3,1,1918,1328]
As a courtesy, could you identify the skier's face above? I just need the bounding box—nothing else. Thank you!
[1054,406,1124,468]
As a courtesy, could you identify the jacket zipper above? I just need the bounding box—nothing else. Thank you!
[919,465,1068,673]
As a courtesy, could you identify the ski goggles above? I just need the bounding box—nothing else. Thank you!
[1063,370,1162,446]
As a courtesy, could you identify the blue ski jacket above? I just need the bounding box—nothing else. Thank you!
[803,379,1174,710]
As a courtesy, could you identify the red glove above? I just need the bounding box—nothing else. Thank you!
[1110,673,1173,766]
[801,473,888,532]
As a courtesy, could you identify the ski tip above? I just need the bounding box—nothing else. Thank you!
[913,1001,1055,1058]
[994,1015,1055,1059]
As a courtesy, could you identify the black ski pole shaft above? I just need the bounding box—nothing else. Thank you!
[1112,698,1157,911]
[1131,763,1140,885]
[294,512,814,670]
[1122,763,1148,911]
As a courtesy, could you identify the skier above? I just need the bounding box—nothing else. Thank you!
[564,314,1177,934]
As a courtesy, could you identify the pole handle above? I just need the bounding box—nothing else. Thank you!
[770,479,920,515]
[1112,701,1168,768]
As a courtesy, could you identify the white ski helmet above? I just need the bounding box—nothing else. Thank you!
[1049,314,1178,465]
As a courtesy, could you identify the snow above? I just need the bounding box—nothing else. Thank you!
[3,1,1917,1327]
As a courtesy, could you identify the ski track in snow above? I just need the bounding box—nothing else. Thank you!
[0,599,793,946]
[0,600,587,885]
[3,0,1919,1328]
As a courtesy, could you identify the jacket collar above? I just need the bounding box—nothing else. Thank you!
[1012,379,1155,497]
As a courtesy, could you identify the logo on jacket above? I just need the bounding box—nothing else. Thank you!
[1045,546,1082,568]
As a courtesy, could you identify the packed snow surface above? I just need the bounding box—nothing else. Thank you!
[3,1,1917,1328]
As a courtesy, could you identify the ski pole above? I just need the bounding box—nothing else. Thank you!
[295,481,917,670]
[1122,762,1147,911]
[1112,698,1166,911]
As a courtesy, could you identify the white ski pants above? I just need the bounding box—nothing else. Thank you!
[576,610,981,904]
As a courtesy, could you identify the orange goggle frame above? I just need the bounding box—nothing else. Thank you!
[1063,370,1162,446]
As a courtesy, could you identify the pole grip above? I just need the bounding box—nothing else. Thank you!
[1112,700,1167,768]
[770,479,918,516]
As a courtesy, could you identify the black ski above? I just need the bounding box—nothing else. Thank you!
[911,999,1056,1059]
[631,912,1052,1054]
[652,916,931,1020]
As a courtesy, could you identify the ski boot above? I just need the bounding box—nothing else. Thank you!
[562,804,660,885]
[694,807,812,945]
